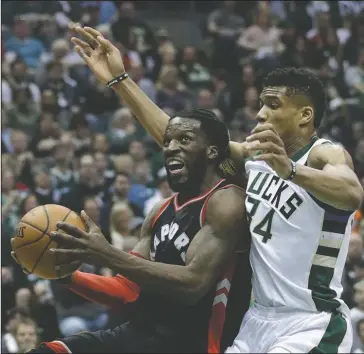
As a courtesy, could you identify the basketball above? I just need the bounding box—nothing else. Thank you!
[12,204,86,280]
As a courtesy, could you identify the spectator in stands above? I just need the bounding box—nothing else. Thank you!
[108,107,137,152]
[4,130,34,185]
[207,0,245,71]
[50,142,74,190]
[6,87,41,138]
[345,47,364,100]
[231,63,258,114]
[156,65,190,112]
[1,308,30,353]
[343,13,364,66]
[6,59,41,103]
[60,154,104,213]
[196,88,215,110]
[109,202,138,252]
[235,86,260,132]
[128,139,147,170]
[144,167,172,216]
[83,197,101,225]
[343,232,364,308]
[111,1,160,80]
[354,318,364,353]
[100,172,143,236]
[236,5,284,67]
[12,318,39,353]
[179,46,211,92]
[83,76,120,131]
[30,112,61,159]
[41,61,78,111]
[5,18,45,69]
[352,280,364,352]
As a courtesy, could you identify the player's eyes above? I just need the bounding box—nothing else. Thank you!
[270,102,280,109]
[180,136,191,144]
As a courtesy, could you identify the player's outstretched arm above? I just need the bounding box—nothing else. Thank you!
[70,25,169,146]
[51,188,246,305]
[70,25,249,163]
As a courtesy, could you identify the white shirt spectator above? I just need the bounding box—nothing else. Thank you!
[144,190,164,216]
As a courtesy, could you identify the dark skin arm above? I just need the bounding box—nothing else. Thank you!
[50,187,246,305]
[247,124,363,210]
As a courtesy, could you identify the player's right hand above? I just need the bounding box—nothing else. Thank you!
[70,25,126,85]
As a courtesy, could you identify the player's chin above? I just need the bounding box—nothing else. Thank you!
[166,170,189,192]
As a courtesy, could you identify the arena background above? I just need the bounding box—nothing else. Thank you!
[1,0,364,352]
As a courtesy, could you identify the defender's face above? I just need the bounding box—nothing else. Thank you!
[163,118,208,192]
[256,86,301,140]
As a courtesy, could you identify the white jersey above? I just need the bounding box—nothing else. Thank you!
[245,137,355,313]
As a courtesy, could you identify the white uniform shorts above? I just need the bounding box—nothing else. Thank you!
[225,303,352,353]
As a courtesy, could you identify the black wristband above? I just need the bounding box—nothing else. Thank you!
[106,73,129,88]
[285,160,297,181]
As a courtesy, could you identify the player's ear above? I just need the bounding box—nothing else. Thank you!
[299,106,314,126]
[207,145,218,160]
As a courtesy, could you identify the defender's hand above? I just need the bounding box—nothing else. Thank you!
[70,25,125,84]
[50,211,112,273]
[246,124,292,179]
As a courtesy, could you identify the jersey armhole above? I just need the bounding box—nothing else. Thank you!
[304,140,333,166]
[151,196,174,229]
[199,184,245,227]
[307,192,355,216]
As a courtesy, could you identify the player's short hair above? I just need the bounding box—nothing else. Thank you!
[170,108,230,164]
[262,67,326,129]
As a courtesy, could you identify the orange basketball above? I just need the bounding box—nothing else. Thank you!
[12,204,86,280]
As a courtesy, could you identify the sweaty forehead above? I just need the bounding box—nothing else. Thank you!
[165,117,201,134]
[260,86,288,99]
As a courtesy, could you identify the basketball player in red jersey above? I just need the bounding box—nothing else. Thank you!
[21,109,251,353]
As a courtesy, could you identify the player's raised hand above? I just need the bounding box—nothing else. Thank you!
[49,211,113,272]
[70,25,125,84]
[246,123,293,179]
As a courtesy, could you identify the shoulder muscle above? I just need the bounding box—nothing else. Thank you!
[307,143,354,171]
[205,185,246,233]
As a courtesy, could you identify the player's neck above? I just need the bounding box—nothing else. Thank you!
[284,133,317,159]
[177,171,221,205]
[200,172,222,196]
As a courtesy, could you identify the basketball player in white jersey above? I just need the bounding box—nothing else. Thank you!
[70,26,363,353]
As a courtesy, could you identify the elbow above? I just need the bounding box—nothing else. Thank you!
[180,272,210,306]
[343,182,364,210]
[350,184,364,210]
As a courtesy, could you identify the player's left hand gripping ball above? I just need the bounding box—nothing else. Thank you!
[50,211,112,272]
[246,123,292,179]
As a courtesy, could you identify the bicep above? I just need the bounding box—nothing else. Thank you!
[185,188,246,288]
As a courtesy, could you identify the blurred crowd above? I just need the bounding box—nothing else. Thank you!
[1,0,364,353]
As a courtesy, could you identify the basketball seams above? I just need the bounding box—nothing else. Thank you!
[17,220,52,240]
[33,208,73,277]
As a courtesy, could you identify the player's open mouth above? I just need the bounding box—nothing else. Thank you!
[166,158,185,175]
